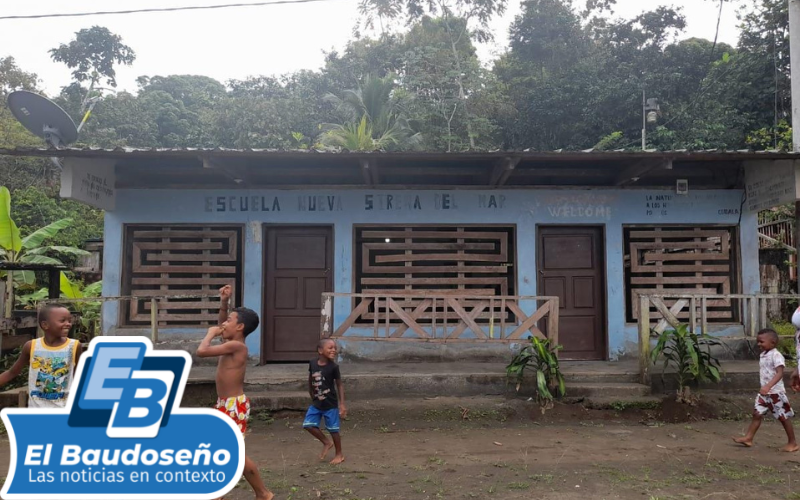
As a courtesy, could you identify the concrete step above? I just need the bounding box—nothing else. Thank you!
[581,395,662,410]
[567,382,652,399]
[562,370,639,384]
[249,391,309,412]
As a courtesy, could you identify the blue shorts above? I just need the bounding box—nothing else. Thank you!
[303,406,340,433]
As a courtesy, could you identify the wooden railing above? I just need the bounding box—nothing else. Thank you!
[320,293,559,344]
[637,292,800,385]
[758,218,794,249]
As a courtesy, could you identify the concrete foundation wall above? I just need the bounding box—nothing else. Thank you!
[102,187,758,360]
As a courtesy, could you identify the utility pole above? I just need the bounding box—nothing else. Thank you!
[791,0,800,290]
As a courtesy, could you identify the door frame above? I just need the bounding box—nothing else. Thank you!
[535,224,608,361]
[261,224,335,364]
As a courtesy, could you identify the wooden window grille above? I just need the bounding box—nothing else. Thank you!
[624,226,739,324]
[354,225,516,324]
[121,225,244,327]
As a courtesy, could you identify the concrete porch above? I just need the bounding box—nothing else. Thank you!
[177,359,769,411]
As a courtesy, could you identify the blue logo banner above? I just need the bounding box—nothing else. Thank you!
[1,337,245,500]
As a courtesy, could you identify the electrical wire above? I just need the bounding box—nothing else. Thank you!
[0,0,347,21]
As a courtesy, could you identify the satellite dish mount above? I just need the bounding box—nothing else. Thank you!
[7,90,80,169]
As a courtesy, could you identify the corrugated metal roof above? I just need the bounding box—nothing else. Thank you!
[1,146,799,159]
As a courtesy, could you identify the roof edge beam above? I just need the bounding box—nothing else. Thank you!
[490,157,521,187]
[360,159,379,186]
[614,158,672,186]
[201,156,247,185]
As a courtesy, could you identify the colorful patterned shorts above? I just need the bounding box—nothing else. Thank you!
[755,392,795,421]
[216,394,251,434]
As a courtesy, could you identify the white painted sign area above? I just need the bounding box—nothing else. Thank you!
[60,158,116,211]
[744,160,800,212]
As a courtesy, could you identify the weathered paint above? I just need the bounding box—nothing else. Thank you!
[102,188,757,359]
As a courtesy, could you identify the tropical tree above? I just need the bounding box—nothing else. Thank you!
[0,187,88,317]
[49,26,135,89]
[320,75,421,150]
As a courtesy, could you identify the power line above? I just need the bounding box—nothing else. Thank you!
[0,0,345,21]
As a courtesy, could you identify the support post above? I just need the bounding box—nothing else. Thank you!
[639,294,651,386]
[47,268,60,300]
[150,298,158,344]
[701,296,708,334]
[320,294,332,338]
[690,297,697,333]
[796,201,800,292]
[548,297,559,348]
[18,389,27,408]
[791,0,800,152]
[791,0,800,283]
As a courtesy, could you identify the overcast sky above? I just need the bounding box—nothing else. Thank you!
[0,0,745,96]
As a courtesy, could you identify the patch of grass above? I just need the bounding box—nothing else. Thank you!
[252,410,274,424]
[674,468,711,486]
[595,465,635,484]
[507,481,530,490]
[610,400,660,411]
[428,455,446,466]
[707,461,751,480]
[528,473,554,484]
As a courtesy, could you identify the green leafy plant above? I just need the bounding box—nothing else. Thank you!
[17,273,101,342]
[506,336,566,412]
[650,324,723,403]
[0,186,89,317]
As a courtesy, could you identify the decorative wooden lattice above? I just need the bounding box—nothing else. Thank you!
[121,225,243,327]
[354,225,516,324]
[624,226,738,323]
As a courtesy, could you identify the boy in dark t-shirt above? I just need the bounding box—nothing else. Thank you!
[303,338,347,464]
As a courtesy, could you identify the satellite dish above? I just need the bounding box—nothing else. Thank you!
[7,91,78,148]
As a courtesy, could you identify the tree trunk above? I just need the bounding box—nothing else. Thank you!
[442,16,476,150]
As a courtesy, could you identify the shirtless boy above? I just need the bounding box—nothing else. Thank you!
[197,285,274,500]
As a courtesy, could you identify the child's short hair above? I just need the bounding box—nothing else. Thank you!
[231,307,259,337]
[317,338,336,350]
[38,303,68,327]
[757,328,779,343]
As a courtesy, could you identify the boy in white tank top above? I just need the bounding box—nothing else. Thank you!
[0,304,82,407]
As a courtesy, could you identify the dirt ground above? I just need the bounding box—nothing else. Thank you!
[221,395,800,500]
[3,395,800,500]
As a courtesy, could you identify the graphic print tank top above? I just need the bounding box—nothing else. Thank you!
[28,338,78,408]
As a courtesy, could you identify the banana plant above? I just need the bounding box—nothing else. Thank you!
[0,186,89,317]
[17,273,102,340]
[506,335,566,412]
[59,273,102,340]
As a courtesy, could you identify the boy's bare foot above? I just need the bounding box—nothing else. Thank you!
[320,440,334,460]
[255,492,274,500]
[330,454,345,465]
[733,436,753,447]
[781,443,799,452]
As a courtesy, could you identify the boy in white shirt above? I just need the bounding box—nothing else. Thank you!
[734,329,798,452]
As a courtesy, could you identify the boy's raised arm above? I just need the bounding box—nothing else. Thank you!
[196,327,244,358]
[0,341,32,387]
[218,285,232,325]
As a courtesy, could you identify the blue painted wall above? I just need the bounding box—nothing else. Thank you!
[102,188,757,359]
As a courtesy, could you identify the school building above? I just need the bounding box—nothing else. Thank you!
[1,148,792,365]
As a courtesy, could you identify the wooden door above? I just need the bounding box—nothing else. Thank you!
[263,226,333,363]
[537,226,606,360]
